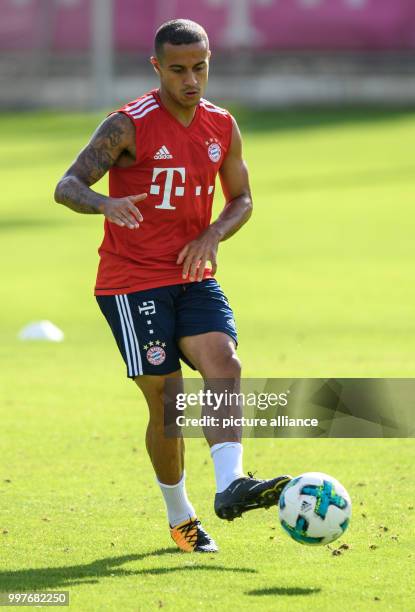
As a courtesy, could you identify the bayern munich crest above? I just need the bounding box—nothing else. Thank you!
[206,138,222,163]
[143,341,166,366]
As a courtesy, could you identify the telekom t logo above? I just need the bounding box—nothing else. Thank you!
[149,167,186,210]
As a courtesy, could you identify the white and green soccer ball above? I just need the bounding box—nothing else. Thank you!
[278,472,351,545]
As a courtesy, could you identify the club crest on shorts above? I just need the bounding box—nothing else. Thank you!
[206,138,222,163]
[146,345,166,366]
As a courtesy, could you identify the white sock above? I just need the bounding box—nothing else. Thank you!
[157,471,196,527]
[210,442,245,493]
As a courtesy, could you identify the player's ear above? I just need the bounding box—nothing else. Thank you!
[150,56,161,75]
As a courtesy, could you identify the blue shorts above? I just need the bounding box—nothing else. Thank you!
[96,279,238,377]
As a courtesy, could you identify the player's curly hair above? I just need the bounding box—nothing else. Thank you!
[155,19,209,58]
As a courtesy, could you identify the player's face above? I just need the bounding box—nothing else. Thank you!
[152,42,210,108]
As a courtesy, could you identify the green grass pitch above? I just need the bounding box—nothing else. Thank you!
[1,108,414,611]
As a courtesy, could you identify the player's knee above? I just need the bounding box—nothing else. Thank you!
[134,374,168,402]
[148,414,166,434]
[209,350,241,379]
[225,352,242,378]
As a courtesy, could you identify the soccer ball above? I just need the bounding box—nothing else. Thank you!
[278,472,351,545]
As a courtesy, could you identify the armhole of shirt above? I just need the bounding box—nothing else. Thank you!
[220,112,234,168]
[108,110,138,164]
[226,113,234,155]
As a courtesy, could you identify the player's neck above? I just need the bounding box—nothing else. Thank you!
[158,87,197,128]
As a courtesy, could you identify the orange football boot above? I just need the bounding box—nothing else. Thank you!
[170,517,218,553]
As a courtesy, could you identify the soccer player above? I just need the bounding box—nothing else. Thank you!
[55,19,290,553]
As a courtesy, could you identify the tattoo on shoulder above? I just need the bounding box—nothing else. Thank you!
[72,113,135,186]
[99,112,133,148]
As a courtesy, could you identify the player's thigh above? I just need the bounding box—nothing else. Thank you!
[175,279,240,377]
[96,287,181,378]
[178,331,240,379]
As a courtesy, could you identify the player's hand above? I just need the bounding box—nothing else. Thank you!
[100,193,147,229]
[177,226,221,282]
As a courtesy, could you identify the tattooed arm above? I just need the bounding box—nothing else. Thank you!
[54,112,147,229]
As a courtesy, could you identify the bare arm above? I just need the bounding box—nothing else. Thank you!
[54,113,147,229]
[177,116,253,281]
[213,117,253,240]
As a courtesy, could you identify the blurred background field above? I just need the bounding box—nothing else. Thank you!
[2,0,415,110]
[1,1,415,610]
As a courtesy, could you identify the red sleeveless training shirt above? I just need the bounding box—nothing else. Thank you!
[94,89,233,295]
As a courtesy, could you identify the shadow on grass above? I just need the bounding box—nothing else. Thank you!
[247,586,321,597]
[0,218,63,232]
[2,107,414,139]
[0,548,257,590]
[233,107,415,134]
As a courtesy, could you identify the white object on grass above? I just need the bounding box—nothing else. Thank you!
[18,321,64,342]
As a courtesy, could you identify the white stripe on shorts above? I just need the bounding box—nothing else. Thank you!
[115,294,135,376]
[120,294,143,376]
[117,294,140,376]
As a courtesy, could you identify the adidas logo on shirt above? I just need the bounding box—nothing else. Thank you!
[154,146,173,160]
